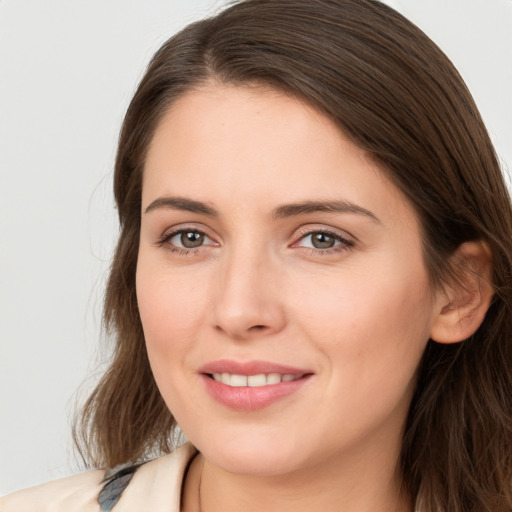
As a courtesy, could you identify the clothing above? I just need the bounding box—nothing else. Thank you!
[0,443,197,512]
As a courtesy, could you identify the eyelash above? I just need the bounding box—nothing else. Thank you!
[293,229,355,255]
[155,228,355,256]
[155,227,215,255]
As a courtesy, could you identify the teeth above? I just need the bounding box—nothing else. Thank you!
[247,374,266,387]
[211,372,303,387]
[230,374,248,387]
[267,373,281,385]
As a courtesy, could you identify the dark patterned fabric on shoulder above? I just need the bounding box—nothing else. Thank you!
[98,461,146,511]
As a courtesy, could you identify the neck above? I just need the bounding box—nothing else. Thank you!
[182,445,413,512]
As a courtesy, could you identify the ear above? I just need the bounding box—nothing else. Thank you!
[430,241,494,344]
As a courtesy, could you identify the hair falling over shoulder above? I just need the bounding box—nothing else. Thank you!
[74,1,512,510]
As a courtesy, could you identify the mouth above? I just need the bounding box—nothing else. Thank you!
[199,360,313,411]
[207,372,305,387]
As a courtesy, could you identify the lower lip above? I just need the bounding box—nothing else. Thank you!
[201,374,312,411]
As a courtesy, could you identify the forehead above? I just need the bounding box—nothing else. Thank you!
[147,84,343,174]
[142,84,414,227]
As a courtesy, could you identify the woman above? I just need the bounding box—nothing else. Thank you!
[2,0,511,510]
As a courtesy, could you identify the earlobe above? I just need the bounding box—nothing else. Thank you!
[429,241,494,344]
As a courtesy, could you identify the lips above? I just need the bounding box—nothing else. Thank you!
[199,359,313,410]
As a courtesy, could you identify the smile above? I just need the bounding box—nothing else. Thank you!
[210,372,305,387]
[199,360,313,410]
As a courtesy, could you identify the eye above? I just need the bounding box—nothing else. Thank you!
[303,232,339,249]
[157,228,216,252]
[171,230,207,249]
[294,229,354,252]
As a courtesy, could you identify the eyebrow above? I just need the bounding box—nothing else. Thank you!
[144,196,380,223]
[272,200,380,223]
[145,196,218,216]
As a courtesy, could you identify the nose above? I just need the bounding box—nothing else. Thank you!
[212,245,286,341]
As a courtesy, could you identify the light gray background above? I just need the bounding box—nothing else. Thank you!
[1,0,511,495]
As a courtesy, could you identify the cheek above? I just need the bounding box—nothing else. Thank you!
[135,262,214,419]
[136,261,207,374]
[292,259,433,386]
[297,263,431,335]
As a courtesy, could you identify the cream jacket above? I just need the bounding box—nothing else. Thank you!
[0,443,196,512]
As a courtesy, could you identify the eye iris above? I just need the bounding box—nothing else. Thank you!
[180,231,204,248]
[312,232,335,249]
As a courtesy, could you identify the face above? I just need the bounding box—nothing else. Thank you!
[136,84,439,477]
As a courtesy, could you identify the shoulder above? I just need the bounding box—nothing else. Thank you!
[0,443,197,512]
[0,468,105,512]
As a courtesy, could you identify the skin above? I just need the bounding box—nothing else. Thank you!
[136,84,447,512]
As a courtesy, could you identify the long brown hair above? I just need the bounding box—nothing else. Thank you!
[75,1,512,509]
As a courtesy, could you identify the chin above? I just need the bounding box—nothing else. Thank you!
[191,427,304,476]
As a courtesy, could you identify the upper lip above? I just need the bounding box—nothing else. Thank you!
[199,359,312,376]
